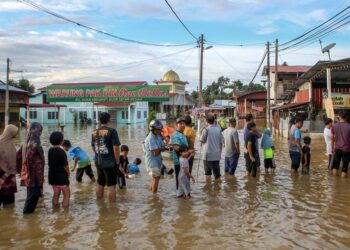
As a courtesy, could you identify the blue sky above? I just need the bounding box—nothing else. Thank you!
[0,0,349,91]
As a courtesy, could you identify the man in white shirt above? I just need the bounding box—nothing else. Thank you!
[324,118,333,169]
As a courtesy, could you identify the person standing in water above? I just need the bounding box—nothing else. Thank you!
[17,122,45,214]
[91,112,121,202]
[0,125,19,207]
[222,118,240,175]
[289,118,304,173]
[331,111,350,178]
[144,120,166,193]
[200,114,224,182]
[323,118,333,169]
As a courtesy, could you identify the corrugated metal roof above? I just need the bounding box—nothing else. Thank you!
[262,65,311,76]
[0,80,28,93]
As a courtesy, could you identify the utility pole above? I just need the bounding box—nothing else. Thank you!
[198,34,204,107]
[5,58,10,126]
[266,42,271,131]
[274,39,278,105]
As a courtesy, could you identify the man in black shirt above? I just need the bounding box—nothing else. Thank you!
[245,122,258,177]
[91,112,121,202]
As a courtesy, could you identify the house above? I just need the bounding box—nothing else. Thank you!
[233,90,267,128]
[0,80,29,127]
[20,81,150,125]
[272,58,350,137]
[208,99,235,117]
[152,70,195,119]
[262,65,311,104]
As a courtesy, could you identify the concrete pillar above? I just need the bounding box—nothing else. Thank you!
[326,68,332,99]
[128,105,131,124]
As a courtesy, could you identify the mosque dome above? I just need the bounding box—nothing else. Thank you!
[162,70,180,81]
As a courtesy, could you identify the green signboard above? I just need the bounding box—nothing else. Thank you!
[47,85,170,102]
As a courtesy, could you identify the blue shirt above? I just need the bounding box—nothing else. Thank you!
[172,131,188,166]
[289,128,302,152]
[144,133,165,169]
[68,146,91,169]
[128,163,140,174]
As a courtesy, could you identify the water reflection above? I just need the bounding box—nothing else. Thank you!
[0,124,350,249]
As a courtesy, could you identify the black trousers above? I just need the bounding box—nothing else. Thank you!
[0,193,15,207]
[175,164,180,190]
[23,186,41,214]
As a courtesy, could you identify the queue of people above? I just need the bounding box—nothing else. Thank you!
[1,110,349,213]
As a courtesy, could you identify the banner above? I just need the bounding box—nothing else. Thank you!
[324,98,335,120]
[47,85,170,102]
[331,93,350,108]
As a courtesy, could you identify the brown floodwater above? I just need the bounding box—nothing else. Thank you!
[1,123,350,249]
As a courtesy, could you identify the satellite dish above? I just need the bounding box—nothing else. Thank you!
[322,43,336,54]
[319,40,336,60]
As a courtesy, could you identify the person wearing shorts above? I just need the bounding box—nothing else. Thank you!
[48,131,70,209]
[200,114,224,182]
[145,120,166,193]
[331,110,350,178]
[91,112,121,202]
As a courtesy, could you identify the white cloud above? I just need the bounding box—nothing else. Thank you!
[28,31,39,35]
[256,27,278,35]
[0,0,91,12]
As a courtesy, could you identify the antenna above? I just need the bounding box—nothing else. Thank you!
[320,41,336,61]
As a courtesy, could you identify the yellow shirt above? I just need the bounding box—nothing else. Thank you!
[184,126,196,147]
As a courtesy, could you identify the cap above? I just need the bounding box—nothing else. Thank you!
[176,117,186,124]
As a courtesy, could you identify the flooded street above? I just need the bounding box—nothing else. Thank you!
[1,124,350,249]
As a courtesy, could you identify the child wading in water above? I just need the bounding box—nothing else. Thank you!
[62,140,96,183]
[48,132,70,209]
[177,144,195,199]
[302,136,311,174]
[128,158,142,174]
[118,145,130,189]
[261,129,275,173]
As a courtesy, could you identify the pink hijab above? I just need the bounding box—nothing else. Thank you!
[0,125,19,175]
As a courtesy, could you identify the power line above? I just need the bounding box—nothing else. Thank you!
[18,0,195,47]
[163,0,198,41]
[279,18,350,52]
[210,47,240,75]
[249,48,267,84]
[279,13,350,51]
[280,5,350,47]
[207,41,265,47]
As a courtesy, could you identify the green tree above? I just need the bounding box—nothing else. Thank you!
[8,78,35,94]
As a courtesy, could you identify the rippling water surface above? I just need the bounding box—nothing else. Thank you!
[1,124,350,249]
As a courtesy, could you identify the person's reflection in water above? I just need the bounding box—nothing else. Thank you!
[173,199,201,249]
[145,196,167,249]
[242,177,260,215]
[95,201,127,249]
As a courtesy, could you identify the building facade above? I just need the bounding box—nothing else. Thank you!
[20,82,149,125]
[0,80,29,127]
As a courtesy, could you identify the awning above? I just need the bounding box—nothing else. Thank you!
[272,101,309,111]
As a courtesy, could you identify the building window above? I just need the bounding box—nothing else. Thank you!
[137,111,141,119]
[144,111,147,118]
[79,111,88,120]
[122,111,129,119]
[48,111,58,120]
[30,111,37,119]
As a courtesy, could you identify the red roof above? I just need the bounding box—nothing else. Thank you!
[269,66,311,73]
[234,90,267,100]
[38,81,147,91]
[29,104,67,108]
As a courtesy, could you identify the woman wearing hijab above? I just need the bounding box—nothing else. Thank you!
[261,129,276,173]
[17,122,45,214]
[0,125,19,207]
